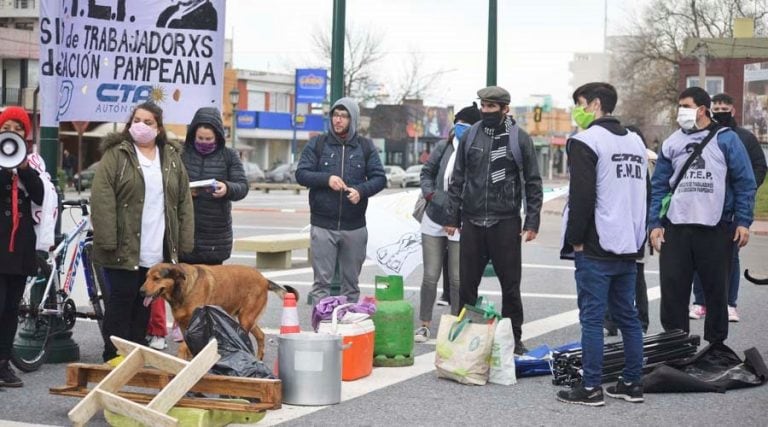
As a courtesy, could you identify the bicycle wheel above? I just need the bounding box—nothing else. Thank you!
[11,253,55,372]
[11,314,53,372]
[82,241,106,333]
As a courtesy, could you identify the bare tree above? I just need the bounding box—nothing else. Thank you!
[612,0,768,131]
[391,52,453,104]
[312,25,387,103]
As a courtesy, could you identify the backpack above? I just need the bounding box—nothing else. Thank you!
[25,151,59,251]
[464,122,527,212]
[313,134,374,165]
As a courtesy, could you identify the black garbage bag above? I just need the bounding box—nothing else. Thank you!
[644,342,768,393]
[184,305,275,379]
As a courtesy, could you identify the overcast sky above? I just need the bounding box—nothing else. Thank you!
[225,0,650,109]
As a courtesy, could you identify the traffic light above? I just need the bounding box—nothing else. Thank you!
[533,106,543,123]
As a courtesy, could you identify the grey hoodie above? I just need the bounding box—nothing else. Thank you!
[330,97,360,142]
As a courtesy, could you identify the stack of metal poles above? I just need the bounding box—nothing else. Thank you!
[551,330,700,387]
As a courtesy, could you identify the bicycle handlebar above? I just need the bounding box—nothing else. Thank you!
[61,199,90,216]
[61,199,89,207]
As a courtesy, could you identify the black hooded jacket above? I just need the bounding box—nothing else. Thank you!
[180,107,248,264]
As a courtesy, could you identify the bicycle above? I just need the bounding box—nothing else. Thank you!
[11,199,107,372]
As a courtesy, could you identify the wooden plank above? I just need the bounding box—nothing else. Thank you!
[68,385,105,427]
[54,388,275,412]
[52,364,282,408]
[148,339,220,413]
[67,349,144,425]
[97,389,178,427]
[113,336,188,374]
[95,348,145,393]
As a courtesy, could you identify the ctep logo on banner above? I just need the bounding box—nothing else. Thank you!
[39,0,225,126]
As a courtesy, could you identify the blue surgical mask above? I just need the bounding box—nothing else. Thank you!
[454,123,470,141]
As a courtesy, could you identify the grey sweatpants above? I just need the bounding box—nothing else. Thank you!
[309,225,368,304]
[420,234,460,321]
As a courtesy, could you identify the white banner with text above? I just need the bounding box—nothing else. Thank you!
[39,0,225,126]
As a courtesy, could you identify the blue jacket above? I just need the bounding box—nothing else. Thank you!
[649,125,756,229]
[295,98,386,230]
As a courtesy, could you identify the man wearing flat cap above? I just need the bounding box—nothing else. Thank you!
[445,86,543,354]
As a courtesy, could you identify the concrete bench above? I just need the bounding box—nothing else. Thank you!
[233,232,310,269]
[251,182,306,195]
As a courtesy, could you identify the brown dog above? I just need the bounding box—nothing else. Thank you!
[140,263,299,360]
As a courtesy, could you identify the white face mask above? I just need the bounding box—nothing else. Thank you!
[676,107,698,131]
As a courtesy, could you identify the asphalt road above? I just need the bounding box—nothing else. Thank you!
[2,186,767,426]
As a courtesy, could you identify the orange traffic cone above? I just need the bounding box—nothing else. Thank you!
[280,293,300,334]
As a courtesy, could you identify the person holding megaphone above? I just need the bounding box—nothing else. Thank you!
[0,107,44,388]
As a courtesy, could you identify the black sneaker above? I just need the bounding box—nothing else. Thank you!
[513,341,528,356]
[605,379,644,403]
[436,295,449,306]
[557,384,604,407]
[0,360,23,388]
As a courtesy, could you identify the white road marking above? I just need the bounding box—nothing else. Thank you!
[273,280,578,300]
[232,259,660,278]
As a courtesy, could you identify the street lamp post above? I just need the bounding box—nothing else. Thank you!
[229,88,240,149]
[322,99,331,133]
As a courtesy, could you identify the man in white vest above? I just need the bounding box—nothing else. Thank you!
[558,82,647,406]
[649,87,756,347]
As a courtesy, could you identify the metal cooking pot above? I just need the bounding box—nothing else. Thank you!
[278,332,346,406]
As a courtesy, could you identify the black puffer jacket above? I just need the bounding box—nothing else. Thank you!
[181,107,248,264]
[295,97,386,230]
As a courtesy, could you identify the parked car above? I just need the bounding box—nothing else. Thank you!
[74,161,99,191]
[266,162,298,183]
[243,161,266,184]
[384,165,406,188]
[403,164,423,187]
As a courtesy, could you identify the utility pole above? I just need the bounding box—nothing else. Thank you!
[696,42,708,90]
[487,0,497,86]
[330,0,346,103]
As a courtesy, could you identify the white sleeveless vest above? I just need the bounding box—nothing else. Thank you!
[661,128,728,226]
[566,126,648,255]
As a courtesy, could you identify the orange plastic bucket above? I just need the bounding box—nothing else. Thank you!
[318,305,375,381]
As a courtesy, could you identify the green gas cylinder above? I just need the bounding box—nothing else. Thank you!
[371,275,414,367]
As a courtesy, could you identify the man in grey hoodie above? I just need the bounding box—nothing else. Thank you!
[296,98,386,303]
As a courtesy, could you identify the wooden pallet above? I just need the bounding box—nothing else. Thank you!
[50,337,281,426]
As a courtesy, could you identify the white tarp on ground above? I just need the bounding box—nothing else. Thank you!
[365,186,570,278]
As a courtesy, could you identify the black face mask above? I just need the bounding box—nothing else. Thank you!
[712,111,736,127]
[481,111,504,128]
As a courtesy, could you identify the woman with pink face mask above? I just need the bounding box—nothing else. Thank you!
[91,102,194,364]
[180,107,248,265]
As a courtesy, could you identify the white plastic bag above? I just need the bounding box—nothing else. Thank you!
[489,318,517,385]
[25,152,59,251]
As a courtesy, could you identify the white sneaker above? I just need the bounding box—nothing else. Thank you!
[689,304,706,320]
[148,335,167,350]
[414,326,431,343]
[728,306,740,322]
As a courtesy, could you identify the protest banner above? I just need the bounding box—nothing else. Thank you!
[39,0,225,126]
